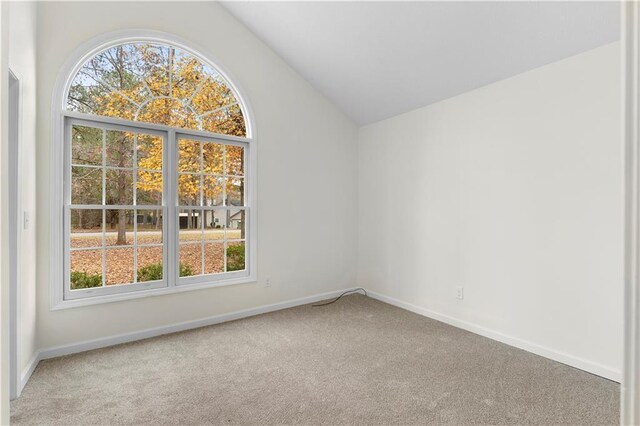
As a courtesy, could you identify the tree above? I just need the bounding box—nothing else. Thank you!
[69,43,246,244]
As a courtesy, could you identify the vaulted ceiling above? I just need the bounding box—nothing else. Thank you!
[223,1,620,125]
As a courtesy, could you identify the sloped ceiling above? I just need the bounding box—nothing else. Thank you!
[223,1,620,125]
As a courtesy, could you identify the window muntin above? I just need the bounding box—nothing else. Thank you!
[64,119,249,300]
[66,120,167,298]
[176,136,246,280]
[67,42,246,137]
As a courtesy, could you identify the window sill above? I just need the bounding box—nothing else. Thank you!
[51,274,256,310]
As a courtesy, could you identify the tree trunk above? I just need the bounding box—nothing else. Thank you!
[117,209,127,245]
[78,209,83,229]
[116,132,128,245]
[116,169,128,245]
[115,51,129,246]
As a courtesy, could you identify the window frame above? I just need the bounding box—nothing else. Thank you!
[174,132,250,286]
[50,31,257,310]
[64,117,169,301]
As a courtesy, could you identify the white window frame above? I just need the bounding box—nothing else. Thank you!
[50,31,257,310]
[64,116,170,301]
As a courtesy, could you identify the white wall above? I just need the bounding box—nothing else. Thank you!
[7,1,38,384]
[36,2,358,349]
[30,1,623,390]
[358,42,623,380]
[0,1,9,422]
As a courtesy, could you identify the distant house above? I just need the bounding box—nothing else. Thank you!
[228,210,243,230]
[178,210,243,230]
[178,211,200,229]
[137,212,161,227]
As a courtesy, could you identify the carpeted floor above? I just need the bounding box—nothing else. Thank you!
[11,295,619,425]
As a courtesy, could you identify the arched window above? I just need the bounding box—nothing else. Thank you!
[54,36,255,307]
[66,43,246,137]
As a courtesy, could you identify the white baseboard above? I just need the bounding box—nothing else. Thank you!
[22,288,354,389]
[367,290,622,383]
[19,351,41,396]
[20,287,620,393]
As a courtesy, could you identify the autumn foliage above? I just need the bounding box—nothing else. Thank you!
[69,43,246,244]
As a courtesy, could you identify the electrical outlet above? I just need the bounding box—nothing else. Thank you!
[456,287,464,300]
[265,277,271,287]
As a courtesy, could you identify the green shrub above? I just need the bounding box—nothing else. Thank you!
[138,262,194,279]
[138,263,163,282]
[179,263,194,277]
[227,243,245,271]
[70,271,102,289]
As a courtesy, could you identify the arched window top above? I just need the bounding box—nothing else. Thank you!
[66,41,247,137]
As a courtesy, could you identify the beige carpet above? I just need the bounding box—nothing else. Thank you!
[11,295,618,425]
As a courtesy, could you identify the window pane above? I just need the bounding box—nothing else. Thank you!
[204,243,224,275]
[65,98,250,296]
[137,246,163,282]
[204,210,225,241]
[139,98,199,129]
[137,171,162,205]
[67,43,247,137]
[106,130,134,168]
[225,177,244,206]
[203,175,223,206]
[178,173,200,206]
[180,244,201,276]
[137,134,163,171]
[226,145,244,176]
[201,104,246,137]
[105,209,134,246]
[72,125,102,166]
[136,209,163,245]
[227,208,245,240]
[179,209,201,242]
[226,242,245,272]
[177,207,202,277]
[203,143,223,175]
[70,249,103,289]
[173,66,207,102]
[71,166,102,205]
[70,209,103,248]
[178,139,200,173]
[193,80,237,117]
[105,248,134,285]
[106,169,134,205]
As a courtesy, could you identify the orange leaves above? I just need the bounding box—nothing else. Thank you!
[68,43,246,137]
[68,43,248,206]
[178,173,200,205]
[95,92,137,121]
[137,98,199,129]
[137,135,163,171]
[137,170,162,192]
[201,104,246,137]
[176,139,244,206]
[226,145,244,176]
[136,134,163,196]
[203,143,223,175]
[178,139,200,172]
